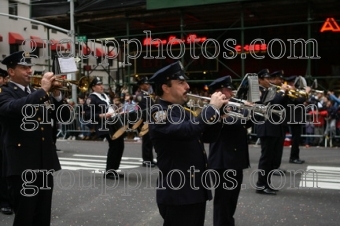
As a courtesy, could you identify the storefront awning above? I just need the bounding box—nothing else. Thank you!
[68,44,92,55]
[30,36,45,48]
[50,39,65,51]
[95,47,105,57]
[82,45,92,55]
[9,32,25,44]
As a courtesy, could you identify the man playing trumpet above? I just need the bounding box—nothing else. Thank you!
[0,51,70,226]
[208,75,252,226]
[148,61,227,226]
[255,69,288,195]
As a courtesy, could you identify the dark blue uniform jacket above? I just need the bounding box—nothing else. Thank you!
[149,99,221,205]
[0,83,69,176]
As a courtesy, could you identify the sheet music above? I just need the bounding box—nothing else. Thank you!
[57,58,78,74]
[247,74,260,102]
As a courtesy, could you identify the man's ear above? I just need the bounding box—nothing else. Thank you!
[7,68,15,77]
[162,84,170,94]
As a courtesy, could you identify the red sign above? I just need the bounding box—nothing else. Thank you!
[235,44,267,52]
[143,34,207,46]
[320,18,340,32]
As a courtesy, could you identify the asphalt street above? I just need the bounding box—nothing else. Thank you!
[1,139,340,226]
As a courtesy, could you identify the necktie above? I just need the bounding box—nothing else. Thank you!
[101,94,106,99]
[25,86,31,94]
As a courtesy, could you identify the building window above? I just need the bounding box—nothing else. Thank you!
[51,29,57,34]
[9,44,19,54]
[31,23,39,30]
[9,0,18,20]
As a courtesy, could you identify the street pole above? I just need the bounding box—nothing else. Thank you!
[69,0,77,102]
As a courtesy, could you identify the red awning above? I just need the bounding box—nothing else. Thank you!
[9,32,25,44]
[0,35,3,42]
[30,35,45,48]
[63,43,94,55]
[50,39,65,51]
[82,45,92,55]
[108,50,116,58]
[95,47,105,57]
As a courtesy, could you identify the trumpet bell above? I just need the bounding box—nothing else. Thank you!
[78,76,91,93]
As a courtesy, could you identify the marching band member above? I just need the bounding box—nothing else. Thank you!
[0,68,12,215]
[136,77,156,167]
[255,69,288,195]
[0,51,70,226]
[148,61,227,226]
[208,75,251,226]
[284,75,310,164]
[269,70,288,175]
[84,77,124,179]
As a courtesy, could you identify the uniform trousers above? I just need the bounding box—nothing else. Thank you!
[142,133,153,162]
[213,169,243,226]
[105,134,125,171]
[158,202,206,226]
[290,124,302,160]
[7,173,54,226]
[257,136,282,189]
[0,176,11,208]
[0,149,11,209]
[273,130,286,169]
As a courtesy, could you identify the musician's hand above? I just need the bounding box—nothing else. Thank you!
[210,91,228,109]
[101,112,113,118]
[305,86,311,94]
[244,101,254,106]
[281,84,289,92]
[40,72,54,92]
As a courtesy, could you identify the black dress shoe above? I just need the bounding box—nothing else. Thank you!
[142,161,156,167]
[1,207,13,215]
[272,169,286,176]
[269,187,280,192]
[103,172,124,179]
[289,159,305,164]
[256,188,277,195]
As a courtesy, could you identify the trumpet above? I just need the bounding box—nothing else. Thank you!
[308,89,324,95]
[30,75,90,93]
[269,83,308,99]
[251,103,285,120]
[186,93,251,120]
[186,93,284,121]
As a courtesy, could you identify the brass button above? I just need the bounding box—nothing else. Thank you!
[37,117,41,121]
[191,174,194,178]
[42,137,45,141]
[234,148,237,151]
[41,127,44,131]
[17,143,21,147]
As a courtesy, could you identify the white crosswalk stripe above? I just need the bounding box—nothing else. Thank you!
[59,154,143,173]
[300,166,340,190]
